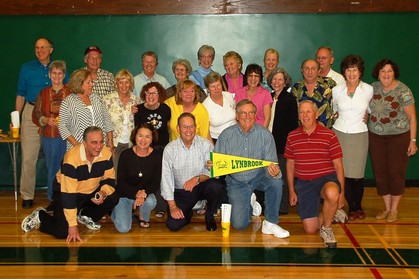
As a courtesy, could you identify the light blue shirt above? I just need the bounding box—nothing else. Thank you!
[161,135,213,201]
[214,123,279,181]
[133,72,170,99]
[190,66,213,90]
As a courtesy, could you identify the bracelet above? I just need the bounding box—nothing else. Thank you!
[411,139,416,142]
[170,206,177,210]
[196,175,200,184]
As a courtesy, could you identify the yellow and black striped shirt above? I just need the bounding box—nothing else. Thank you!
[57,143,115,227]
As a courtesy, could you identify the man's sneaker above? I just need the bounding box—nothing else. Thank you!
[251,193,262,217]
[320,225,337,248]
[261,220,290,238]
[21,207,45,232]
[333,209,348,223]
[77,214,101,230]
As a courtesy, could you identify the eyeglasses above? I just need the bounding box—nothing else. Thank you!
[145,91,159,96]
[180,125,196,130]
[35,46,51,50]
[237,111,256,117]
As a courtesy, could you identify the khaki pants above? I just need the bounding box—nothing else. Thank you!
[19,104,41,200]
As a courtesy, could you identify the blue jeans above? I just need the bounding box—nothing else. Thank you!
[111,194,157,233]
[226,173,283,230]
[42,136,67,200]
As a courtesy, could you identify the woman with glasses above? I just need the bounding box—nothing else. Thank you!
[133,82,170,219]
[32,60,71,206]
[235,64,273,128]
[103,69,140,175]
[134,82,171,151]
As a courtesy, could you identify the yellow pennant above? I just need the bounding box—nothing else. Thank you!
[210,152,276,177]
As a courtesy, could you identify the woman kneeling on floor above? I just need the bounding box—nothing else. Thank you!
[112,123,162,232]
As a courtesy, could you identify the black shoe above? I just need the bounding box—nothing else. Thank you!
[22,199,34,209]
[46,201,55,213]
[205,217,217,231]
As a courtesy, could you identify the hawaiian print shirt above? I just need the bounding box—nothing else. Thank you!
[102,91,139,145]
[292,76,337,128]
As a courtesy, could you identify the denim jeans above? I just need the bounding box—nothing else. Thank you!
[111,194,157,233]
[42,136,67,200]
[226,173,283,230]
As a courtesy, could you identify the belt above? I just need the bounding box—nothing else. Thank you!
[27,102,35,105]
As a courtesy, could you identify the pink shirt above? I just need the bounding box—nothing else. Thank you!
[225,73,244,94]
[235,85,273,125]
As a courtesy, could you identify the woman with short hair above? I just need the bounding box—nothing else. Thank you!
[102,69,139,175]
[368,59,417,223]
[58,69,114,150]
[32,60,71,204]
[332,55,373,221]
[112,123,161,231]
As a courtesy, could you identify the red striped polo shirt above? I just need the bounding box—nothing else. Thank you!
[284,124,342,180]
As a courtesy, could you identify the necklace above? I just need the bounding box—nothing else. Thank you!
[134,146,151,177]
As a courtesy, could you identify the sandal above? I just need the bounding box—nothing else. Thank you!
[139,220,150,228]
[132,215,150,228]
[155,211,165,218]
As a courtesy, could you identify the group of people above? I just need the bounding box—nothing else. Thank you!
[18,37,417,249]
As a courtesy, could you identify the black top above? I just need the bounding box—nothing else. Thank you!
[116,148,162,199]
[134,102,171,148]
[271,88,299,154]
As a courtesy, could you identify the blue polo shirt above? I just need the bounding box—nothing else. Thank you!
[17,60,52,103]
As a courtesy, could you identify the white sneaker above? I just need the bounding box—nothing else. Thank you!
[333,209,348,223]
[320,225,337,248]
[261,220,290,238]
[251,193,262,217]
[77,214,101,230]
[21,207,45,232]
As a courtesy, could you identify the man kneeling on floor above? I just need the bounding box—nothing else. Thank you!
[21,126,119,243]
[161,113,223,232]
[212,99,289,239]
[284,100,345,248]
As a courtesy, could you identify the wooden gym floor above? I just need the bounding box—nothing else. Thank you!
[0,187,418,278]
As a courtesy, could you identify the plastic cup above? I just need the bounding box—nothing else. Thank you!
[11,127,19,139]
[221,221,231,237]
[221,204,232,222]
[221,204,232,237]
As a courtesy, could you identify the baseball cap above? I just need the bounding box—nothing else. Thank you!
[84,46,102,55]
